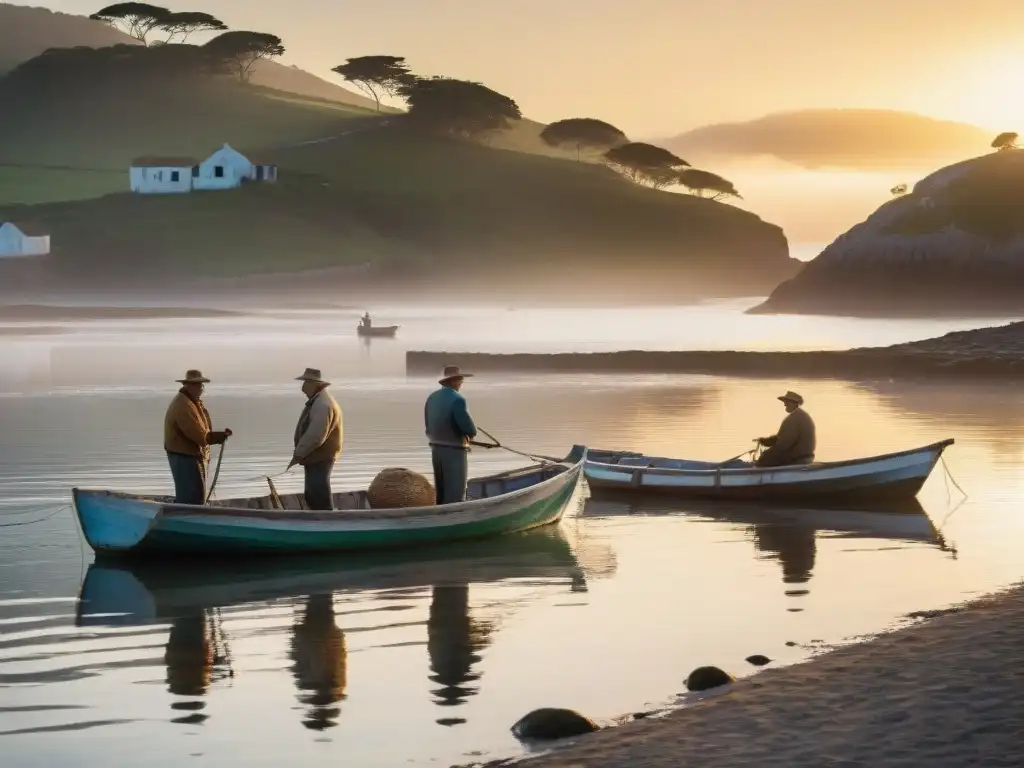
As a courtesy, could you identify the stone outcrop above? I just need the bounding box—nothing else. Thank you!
[751,149,1024,317]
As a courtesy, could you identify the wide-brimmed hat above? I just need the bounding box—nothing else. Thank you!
[778,390,804,406]
[176,369,210,384]
[295,367,330,385]
[439,365,473,384]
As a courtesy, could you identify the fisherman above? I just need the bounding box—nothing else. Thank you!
[361,311,372,329]
[288,368,344,510]
[163,369,231,505]
[755,390,816,467]
[424,366,478,505]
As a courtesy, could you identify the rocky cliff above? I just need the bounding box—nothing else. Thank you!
[751,149,1024,317]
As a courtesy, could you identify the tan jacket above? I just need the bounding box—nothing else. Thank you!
[293,389,343,466]
[164,390,226,460]
[761,407,816,464]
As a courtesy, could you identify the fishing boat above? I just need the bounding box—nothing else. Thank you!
[583,439,954,506]
[74,525,600,627]
[71,446,586,558]
[356,324,399,338]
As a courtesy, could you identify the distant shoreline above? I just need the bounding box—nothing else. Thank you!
[407,320,1024,380]
[0,305,246,322]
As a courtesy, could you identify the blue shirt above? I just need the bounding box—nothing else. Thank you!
[424,386,477,449]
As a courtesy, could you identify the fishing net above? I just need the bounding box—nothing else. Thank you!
[367,468,435,509]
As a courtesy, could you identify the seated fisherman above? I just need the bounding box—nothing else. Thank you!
[755,390,816,467]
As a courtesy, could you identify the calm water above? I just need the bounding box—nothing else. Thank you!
[2,303,1023,767]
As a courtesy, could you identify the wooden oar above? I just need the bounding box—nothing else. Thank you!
[267,477,284,510]
[717,442,758,467]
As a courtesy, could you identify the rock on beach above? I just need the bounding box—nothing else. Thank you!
[510,587,1024,768]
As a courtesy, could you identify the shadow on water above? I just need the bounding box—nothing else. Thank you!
[582,494,956,595]
[74,525,617,727]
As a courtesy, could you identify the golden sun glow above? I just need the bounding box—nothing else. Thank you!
[933,49,1024,132]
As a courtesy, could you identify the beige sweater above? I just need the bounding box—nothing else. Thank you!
[292,389,343,466]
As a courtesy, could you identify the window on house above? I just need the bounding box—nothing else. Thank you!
[171,171,180,182]
[192,166,199,178]
[214,166,224,178]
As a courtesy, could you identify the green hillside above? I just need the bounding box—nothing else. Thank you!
[0,22,795,299]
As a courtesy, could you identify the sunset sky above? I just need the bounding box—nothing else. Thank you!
[37,0,1024,136]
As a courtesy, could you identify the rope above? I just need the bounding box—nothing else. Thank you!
[476,428,563,464]
[0,505,70,528]
[940,454,968,500]
[205,440,228,503]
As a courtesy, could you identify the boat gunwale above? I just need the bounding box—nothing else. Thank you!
[71,448,586,524]
[584,438,954,478]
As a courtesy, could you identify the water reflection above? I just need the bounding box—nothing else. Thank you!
[583,496,952,598]
[164,608,233,725]
[290,594,347,731]
[74,526,607,731]
[752,523,816,586]
[854,379,1024,463]
[427,585,494,711]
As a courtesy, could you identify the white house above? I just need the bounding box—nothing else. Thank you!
[193,143,278,191]
[129,157,199,194]
[129,144,277,194]
[0,221,50,257]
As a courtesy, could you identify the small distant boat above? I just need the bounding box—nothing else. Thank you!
[583,439,954,506]
[357,324,399,338]
[71,447,586,558]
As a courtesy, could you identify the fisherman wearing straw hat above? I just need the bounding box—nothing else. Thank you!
[289,368,343,510]
[755,390,816,467]
[424,366,478,505]
[163,370,232,505]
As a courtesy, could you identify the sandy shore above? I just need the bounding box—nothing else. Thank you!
[500,585,1023,768]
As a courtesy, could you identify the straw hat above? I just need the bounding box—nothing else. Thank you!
[439,365,473,384]
[176,369,210,384]
[778,390,804,406]
[295,367,330,385]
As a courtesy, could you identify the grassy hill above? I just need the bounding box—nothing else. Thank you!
[0,3,379,110]
[0,11,796,301]
[664,109,993,170]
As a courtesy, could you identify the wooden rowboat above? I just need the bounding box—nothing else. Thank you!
[356,324,399,338]
[583,439,954,506]
[71,446,586,558]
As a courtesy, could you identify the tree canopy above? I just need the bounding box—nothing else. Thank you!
[90,3,170,43]
[399,77,521,138]
[991,132,1019,151]
[160,11,227,43]
[331,55,412,112]
[677,169,741,201]
[604,142,689,187]
[6,43,220,87]
[204,31,284,83]
[540,118,627,160]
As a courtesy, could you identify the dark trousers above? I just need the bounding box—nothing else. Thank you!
[303,459,336,510]
[431,446,468,505]
[167,451,206,505]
